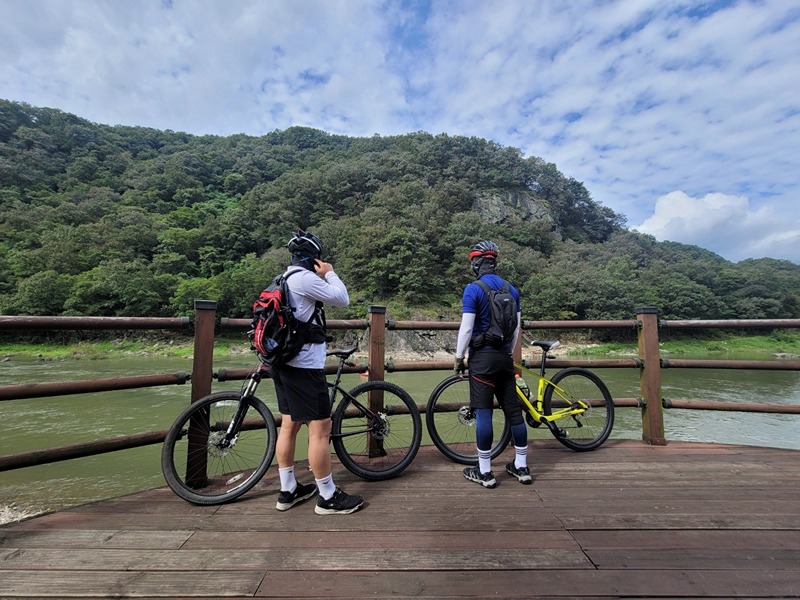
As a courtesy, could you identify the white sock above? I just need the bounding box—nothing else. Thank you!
[278,466,296,493]
[515,445,528,469]
[315,474,337,500]
[478,449,492,475]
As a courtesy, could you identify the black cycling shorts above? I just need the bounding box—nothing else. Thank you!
[468,347,524,426]
[272,364,331,422]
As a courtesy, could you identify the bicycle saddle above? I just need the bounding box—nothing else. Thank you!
[530,340,560,352]
[326,346,358,359]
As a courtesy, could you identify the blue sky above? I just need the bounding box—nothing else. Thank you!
[2,0,798,263]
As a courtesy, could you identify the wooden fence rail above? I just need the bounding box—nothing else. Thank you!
[1,303,798,471]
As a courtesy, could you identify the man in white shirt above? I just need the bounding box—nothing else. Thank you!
[272,230,364,515]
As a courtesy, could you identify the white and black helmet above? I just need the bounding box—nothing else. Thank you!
[287,230,324,258]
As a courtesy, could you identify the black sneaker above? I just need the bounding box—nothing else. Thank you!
[505,462,532,484]
[314,487,364,515]
[463,466,497,488]
[276,482,317,511]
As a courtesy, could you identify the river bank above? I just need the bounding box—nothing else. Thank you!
[2,331,799,363]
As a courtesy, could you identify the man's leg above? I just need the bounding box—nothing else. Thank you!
[306,417,333,481]
[499,375,532,484]
[308,417,365,514]
[275,414,319,510]
[464,359,499,488]
[276,414,301,469]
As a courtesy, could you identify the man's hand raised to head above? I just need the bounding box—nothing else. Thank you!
[314,260,334,278]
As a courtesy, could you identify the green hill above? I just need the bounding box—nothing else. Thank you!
[1,99,797,324]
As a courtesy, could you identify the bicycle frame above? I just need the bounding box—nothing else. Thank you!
[513,361,591,429]
[325,356,381,440]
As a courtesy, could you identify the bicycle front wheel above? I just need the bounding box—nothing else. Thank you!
[331,381,422,480]
[425,374,511,465]
[161,391,277,505]
[543,367,614,451]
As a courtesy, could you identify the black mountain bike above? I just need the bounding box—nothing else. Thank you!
[161,347,422,505]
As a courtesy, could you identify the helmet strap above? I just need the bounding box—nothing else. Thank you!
[291,254,318,271]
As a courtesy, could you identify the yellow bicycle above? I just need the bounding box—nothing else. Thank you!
[425,340,614,464]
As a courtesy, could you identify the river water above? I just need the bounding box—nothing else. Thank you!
[2,352,799,523]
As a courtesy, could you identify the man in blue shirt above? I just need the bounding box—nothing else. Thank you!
[454,240,531,488]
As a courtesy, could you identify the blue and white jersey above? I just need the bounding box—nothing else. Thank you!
[459,273,521,354]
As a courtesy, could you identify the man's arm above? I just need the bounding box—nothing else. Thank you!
[455,283,479,362]
[303,260,349,307]
[511,312,522,354]
[455,312,475,360]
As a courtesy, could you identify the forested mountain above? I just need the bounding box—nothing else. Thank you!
[1,99,798,323]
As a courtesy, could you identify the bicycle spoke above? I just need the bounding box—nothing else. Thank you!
[543,368,614,451]
[332,381,421,480]
[162,392,276,504]
[425,374,510,464]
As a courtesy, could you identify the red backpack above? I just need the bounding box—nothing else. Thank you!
[249,269,325,364]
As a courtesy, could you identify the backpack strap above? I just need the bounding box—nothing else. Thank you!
[283,267,327,342]
[470,280,493,348]
[281,268,306,315]
[474,279,508,300]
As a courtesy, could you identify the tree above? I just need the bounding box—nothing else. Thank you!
[65,260,177,316]
[9,270,75,315]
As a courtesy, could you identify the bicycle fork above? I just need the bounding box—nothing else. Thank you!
[219,371,262,449]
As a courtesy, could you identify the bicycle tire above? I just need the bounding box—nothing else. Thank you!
[425,374,511,465]
[331,380,422,480]
[161,391,277,505]
[543,367,614,451]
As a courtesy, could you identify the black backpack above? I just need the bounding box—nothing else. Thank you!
[250,269,325,365]
[470,280,517,349]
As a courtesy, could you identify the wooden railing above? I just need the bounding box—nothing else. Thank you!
[1,304,798,471]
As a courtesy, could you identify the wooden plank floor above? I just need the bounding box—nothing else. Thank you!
[2,439,800,599]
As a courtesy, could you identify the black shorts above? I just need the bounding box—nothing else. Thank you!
[272,364,331,422]
[468,347,524,426]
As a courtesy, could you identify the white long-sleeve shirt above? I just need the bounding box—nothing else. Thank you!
[283,267,349,369]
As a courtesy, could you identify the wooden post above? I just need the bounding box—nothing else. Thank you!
[636,307,666,445]
[367,306,386,384]
[187,299,217,487]
[191,300,217,404]
[367,306,387,457]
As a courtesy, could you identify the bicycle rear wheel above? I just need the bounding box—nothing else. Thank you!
[331,381,422,480]
[161,391,277,505]
[425,374,511,464]
[543,367,614,451]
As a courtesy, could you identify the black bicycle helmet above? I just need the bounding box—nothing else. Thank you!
[469,240,499,260]
[287,230,324,258]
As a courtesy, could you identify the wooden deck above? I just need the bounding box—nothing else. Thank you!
[2,439,800,599]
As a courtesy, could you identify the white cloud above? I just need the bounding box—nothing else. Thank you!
[634,191,800,263]
[1,0,799,263]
